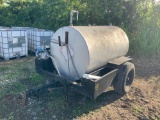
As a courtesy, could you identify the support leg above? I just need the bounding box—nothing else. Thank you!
[63,79,70,108]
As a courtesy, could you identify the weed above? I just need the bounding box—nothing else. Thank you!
[0,57,44,99]
[132,105,145,115]
[128,4,160,57]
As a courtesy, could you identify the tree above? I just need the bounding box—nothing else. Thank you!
[0,0,4,4]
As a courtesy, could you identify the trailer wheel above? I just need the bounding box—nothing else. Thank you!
[113,62,135,95]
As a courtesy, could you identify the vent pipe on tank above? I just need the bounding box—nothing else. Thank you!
[70,10,79,26]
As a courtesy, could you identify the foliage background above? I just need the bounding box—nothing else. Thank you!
[0,0,160,57]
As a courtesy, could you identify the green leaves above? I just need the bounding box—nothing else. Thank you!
[0,0,160,57]
[0,0,138,30]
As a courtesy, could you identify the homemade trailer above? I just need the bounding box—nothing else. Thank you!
[22,26,135,105]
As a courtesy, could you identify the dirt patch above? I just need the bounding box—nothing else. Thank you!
[76,78,160,120]
[0,56,160,120]
[133,57,160,78]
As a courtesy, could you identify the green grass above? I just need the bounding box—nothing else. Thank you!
[132,104,145,115]
[129,14,160,58]
[0,58,121,120]
[0,57,45,99]
[130,25,160,57]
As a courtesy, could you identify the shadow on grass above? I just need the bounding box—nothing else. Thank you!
[21,89,123,120]
[0,87,123,120]
[64,90,123,119]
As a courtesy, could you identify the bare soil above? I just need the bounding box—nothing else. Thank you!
[0,56,159,120]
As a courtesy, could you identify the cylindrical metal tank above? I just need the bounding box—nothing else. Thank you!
[50,26,129,81]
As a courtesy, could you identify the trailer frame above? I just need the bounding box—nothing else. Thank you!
[20,56,134,106]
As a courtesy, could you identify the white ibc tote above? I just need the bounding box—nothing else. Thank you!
[0,28,28,60]
[28,29,54,52]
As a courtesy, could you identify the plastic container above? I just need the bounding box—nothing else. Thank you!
[28,29,54,52]
[0,28,28,60]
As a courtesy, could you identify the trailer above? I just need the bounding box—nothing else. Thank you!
[22,26,135,105]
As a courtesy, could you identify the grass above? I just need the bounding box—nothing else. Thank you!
[131,104,160,120]
[0,57,124,120]
[132,105,145,115]
[0,57,97,119]
[0,57,45,100]
[128,6,160,58]
[129,23,160,57]
[0,57,159,120]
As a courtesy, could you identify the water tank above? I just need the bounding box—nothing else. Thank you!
[50,26,129,81]
[29,29,54,52]
[0,28,28,60]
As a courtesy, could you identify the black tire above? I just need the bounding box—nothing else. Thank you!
[113,62,135,95]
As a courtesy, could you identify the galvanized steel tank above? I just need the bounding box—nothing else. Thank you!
[50,26,129,81]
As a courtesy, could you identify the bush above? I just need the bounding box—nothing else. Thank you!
[0,0,160,57]
[129,2,160,57]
